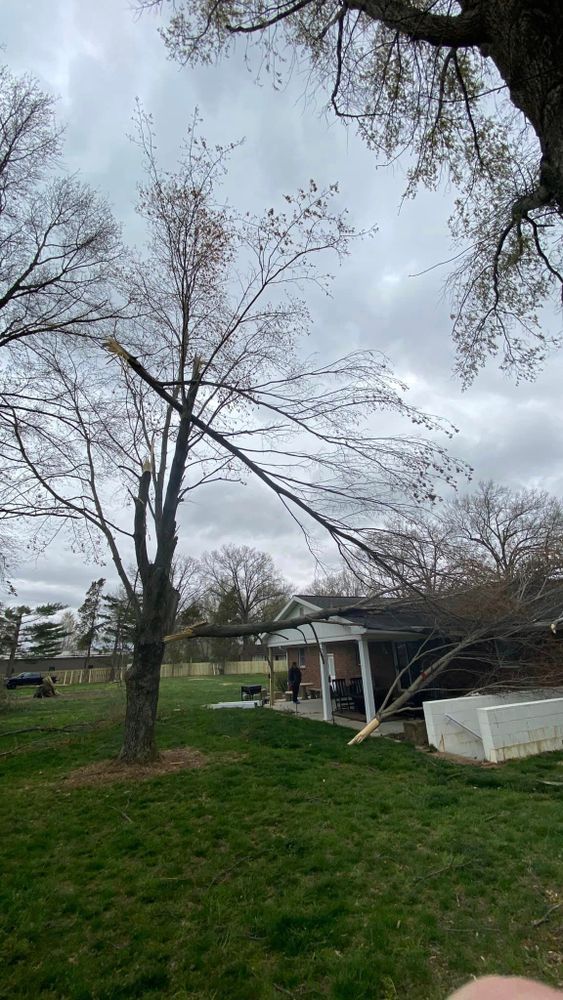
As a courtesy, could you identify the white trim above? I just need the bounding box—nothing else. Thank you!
[357,637,376,721]
[275,596,323,620]
[266,628,422,649]
[319,643,333,723]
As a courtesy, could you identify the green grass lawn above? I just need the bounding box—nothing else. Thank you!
[1,676,562,1000]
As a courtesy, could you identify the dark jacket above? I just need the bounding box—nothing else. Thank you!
[288,664,302,686]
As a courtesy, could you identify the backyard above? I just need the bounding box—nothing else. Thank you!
[1,675,562,1000]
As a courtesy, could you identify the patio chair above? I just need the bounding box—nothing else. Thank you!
[330,678,355,713]
[348,677,365,714]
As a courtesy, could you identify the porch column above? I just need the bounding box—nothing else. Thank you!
[319,643,333,723]
[357,636,376,722]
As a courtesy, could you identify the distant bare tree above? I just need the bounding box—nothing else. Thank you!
[327,485,563,597]
[445,480,563,581]
[198,544,289,623]
[171,556,203,619]
[306,565,366,598]
[59,610,78,653]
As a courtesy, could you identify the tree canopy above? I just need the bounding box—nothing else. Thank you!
[149,0,563,382]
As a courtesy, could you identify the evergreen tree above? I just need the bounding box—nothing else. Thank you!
[98,591,136,663]
[27,618,68,658]
[0,603,65,672]
[76,579,105,663]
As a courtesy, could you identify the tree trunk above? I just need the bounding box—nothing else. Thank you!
[119,638,164,762]
[118,566,179,763]
[483,2,563,211]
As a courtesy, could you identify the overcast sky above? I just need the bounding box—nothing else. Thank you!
[3,0,563,610]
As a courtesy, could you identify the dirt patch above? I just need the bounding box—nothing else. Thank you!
[64,747,209,788]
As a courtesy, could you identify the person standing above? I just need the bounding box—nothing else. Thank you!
[288,661,302,704]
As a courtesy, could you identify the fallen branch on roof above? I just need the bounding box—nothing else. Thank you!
[164,603,377,643]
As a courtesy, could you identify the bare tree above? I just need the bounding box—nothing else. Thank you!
[171,556,203,619]
[0,109,467,761]
[444,480,563,581]
[345,511,464,596]
[0,64,123,352]
[196,544,290,665]
[198,544,289,622]
[325,485,563,596]
[305,565,366,597]
[303,510,466,596]
[147,1,563,381]
[59,610,78,653]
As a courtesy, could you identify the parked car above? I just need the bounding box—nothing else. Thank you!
[4,672,57,690]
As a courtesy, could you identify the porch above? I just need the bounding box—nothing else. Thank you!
[272,695,405,736]
[265,594,434,731]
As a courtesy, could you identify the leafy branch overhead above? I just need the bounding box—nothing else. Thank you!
[149,0,563,381]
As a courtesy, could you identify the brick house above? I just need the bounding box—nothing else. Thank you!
[265,595,436,723]
[265,592,563,726]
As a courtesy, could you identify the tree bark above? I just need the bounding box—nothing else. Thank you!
[119,567,179,763]
[120,637,163,762]
[481,2,563,212]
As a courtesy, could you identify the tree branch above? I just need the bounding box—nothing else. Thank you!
[134,461,152,587]
[343,1,485,47]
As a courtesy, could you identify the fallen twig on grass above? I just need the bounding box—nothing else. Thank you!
[108,805,133,824]
[0,738,66,758]
[0,723,98,739]
[532,902,562,927]
[207,853,260,889]
[414,860,469,882]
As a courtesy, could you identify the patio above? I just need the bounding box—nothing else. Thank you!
[272,696,404,736]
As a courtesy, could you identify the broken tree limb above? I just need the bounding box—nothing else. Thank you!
[348,628,491,745]
[164,604,378,642]
[348,715,382,744]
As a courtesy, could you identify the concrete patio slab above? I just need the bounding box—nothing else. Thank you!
[271,698,404,736]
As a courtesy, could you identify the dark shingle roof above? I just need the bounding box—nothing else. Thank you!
[294,595,435,632]
[294,594,367,610]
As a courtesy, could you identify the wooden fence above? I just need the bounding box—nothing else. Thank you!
[55,659,284,686]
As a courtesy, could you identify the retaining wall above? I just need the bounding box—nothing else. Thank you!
[423,690,563,762]
[423,695,501,759]
[478,697,563,762]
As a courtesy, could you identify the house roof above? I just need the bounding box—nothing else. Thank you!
[293,594,367,610]
[343,606,436,632]
[290,594,435,634]
[276,587,563,639]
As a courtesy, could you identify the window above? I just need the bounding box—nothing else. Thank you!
[298,648,306,667]
[394,641,423,689]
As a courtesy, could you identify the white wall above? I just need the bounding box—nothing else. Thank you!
[478,698,563,763]
[423,695,501,759]
[267,619,364,645]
